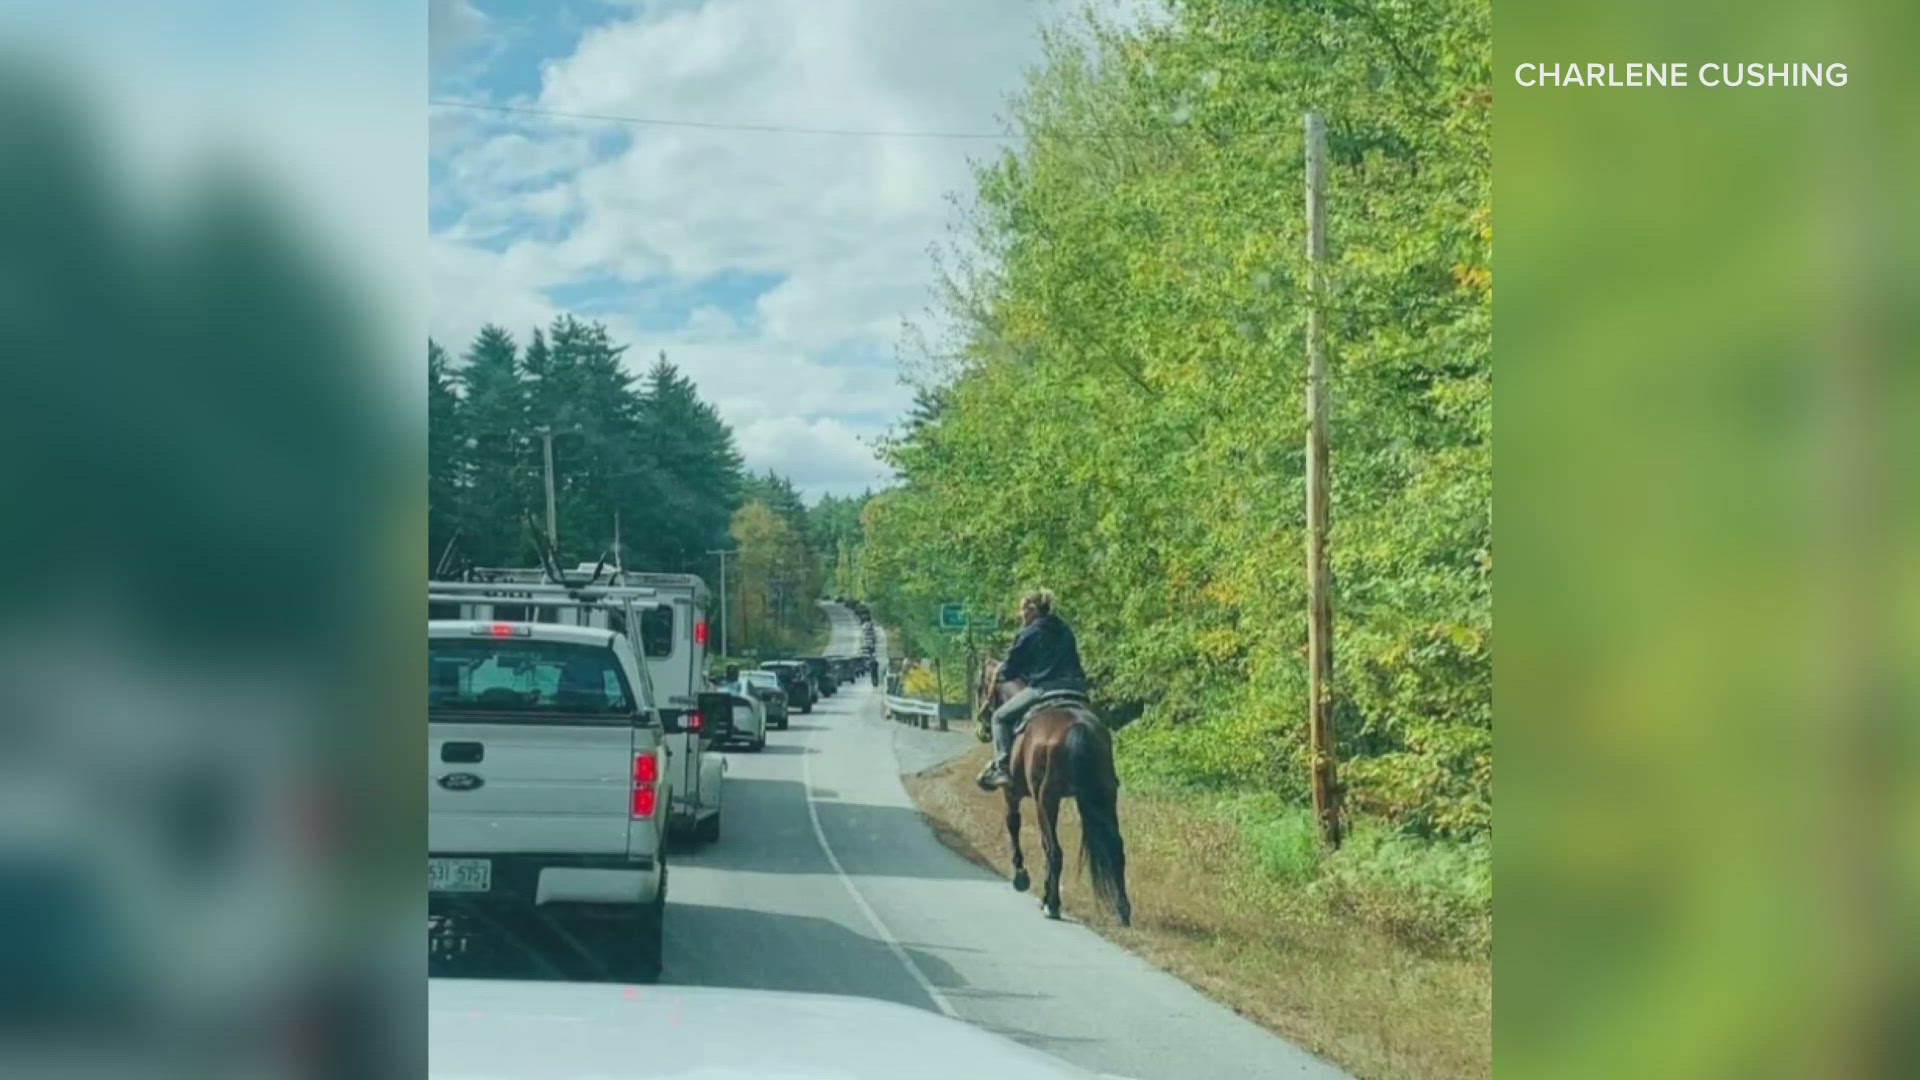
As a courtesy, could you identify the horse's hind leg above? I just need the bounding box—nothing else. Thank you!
[1037,791,1064,920]
[1005,790,1029,892]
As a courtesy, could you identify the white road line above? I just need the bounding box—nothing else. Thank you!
[801,617,959,1019]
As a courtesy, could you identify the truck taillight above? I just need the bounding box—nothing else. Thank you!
[633,752,659,818]
[686,710,703,732]
[694,619,709,646]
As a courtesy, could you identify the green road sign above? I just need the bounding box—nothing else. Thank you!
[938,602,966,631]
[940,602,999,632]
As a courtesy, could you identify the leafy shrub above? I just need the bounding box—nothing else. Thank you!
[1310,822,1492,956]
[1199,792,1492,957]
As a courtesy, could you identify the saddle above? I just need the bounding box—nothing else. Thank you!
[1012,688,1096,739]
[1029,688,1092,711]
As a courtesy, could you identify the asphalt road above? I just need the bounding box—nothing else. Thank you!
[445,602,1350,1080]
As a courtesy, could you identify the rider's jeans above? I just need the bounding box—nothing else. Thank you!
[989,686,1045,769]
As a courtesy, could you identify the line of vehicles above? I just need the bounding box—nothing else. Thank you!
[427,561,876,982]
[423,569,1140,1077]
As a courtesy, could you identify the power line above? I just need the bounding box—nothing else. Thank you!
[429,98,1020,140]
[428,97,1249,142]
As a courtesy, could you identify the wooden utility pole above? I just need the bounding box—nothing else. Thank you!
[964,623,978,737]
[1304,112,1343,848]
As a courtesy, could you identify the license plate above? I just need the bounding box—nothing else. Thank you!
[429,857,491,893]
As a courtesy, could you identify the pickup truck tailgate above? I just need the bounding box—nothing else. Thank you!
[429,721,637,855]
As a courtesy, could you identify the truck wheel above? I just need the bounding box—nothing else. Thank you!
[748,733,766,752]
[696,809,721,843]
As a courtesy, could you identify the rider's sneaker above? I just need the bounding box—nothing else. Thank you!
[976,764,1010,791]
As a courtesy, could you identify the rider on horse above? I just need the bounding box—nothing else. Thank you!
[976,589,1089,791]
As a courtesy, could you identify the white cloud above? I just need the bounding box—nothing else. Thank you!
[433,0,1064,496]
[731,414,893,495]
[449,132,596,191]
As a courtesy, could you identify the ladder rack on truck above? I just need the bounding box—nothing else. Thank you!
[461,565,708,590]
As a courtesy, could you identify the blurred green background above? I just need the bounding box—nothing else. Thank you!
[0,2,420,1076]
[1500,1,1918,1077]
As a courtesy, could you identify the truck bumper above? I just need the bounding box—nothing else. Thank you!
[430,854,663,907]
[537,865,660,905]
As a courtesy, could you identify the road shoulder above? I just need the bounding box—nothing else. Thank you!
[901,741,1488,1080]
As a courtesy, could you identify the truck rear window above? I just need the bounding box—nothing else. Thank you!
[603,606,674,657]
[637,605,673,657]
[429,639,637,718]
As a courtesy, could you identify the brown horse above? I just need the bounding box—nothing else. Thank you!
[976,660,1132,926]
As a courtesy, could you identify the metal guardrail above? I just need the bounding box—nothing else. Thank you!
[883,694,976,733]
[884,695,939,729]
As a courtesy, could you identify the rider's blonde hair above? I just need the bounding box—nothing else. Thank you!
[1020,588,1056,616]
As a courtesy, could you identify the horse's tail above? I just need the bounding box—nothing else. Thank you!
[1065,716,1130,924]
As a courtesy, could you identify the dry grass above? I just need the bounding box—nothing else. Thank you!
[903,746,1491,1080]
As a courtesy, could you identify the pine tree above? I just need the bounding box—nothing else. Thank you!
[639,352,744,572]
[438,318,758,622]
[530,316,641,565]
[428,339,463,569]
[457,325,532,565]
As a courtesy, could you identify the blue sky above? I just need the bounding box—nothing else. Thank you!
[429,0,1069,498]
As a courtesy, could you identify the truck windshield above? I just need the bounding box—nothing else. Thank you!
[430,638,637,717]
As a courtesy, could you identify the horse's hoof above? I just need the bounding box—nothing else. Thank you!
[1012,870,1030,892]
[1043,904,1061,921]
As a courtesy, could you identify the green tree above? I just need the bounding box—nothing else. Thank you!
[862,0,1490,836]
[638,353,743,571]
[730,498,816,654]
[428,338,463,569]
[456,324,534,565]
[436,316,816,658]
[524,315,645,566]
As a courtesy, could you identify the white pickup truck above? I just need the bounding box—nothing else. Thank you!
[428,611,673,982]
[432,567,728,842]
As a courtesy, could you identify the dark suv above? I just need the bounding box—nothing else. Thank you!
[802,657,835,699]
[758,661,814,714]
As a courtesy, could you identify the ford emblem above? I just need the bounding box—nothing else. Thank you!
[438,772,484,792]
